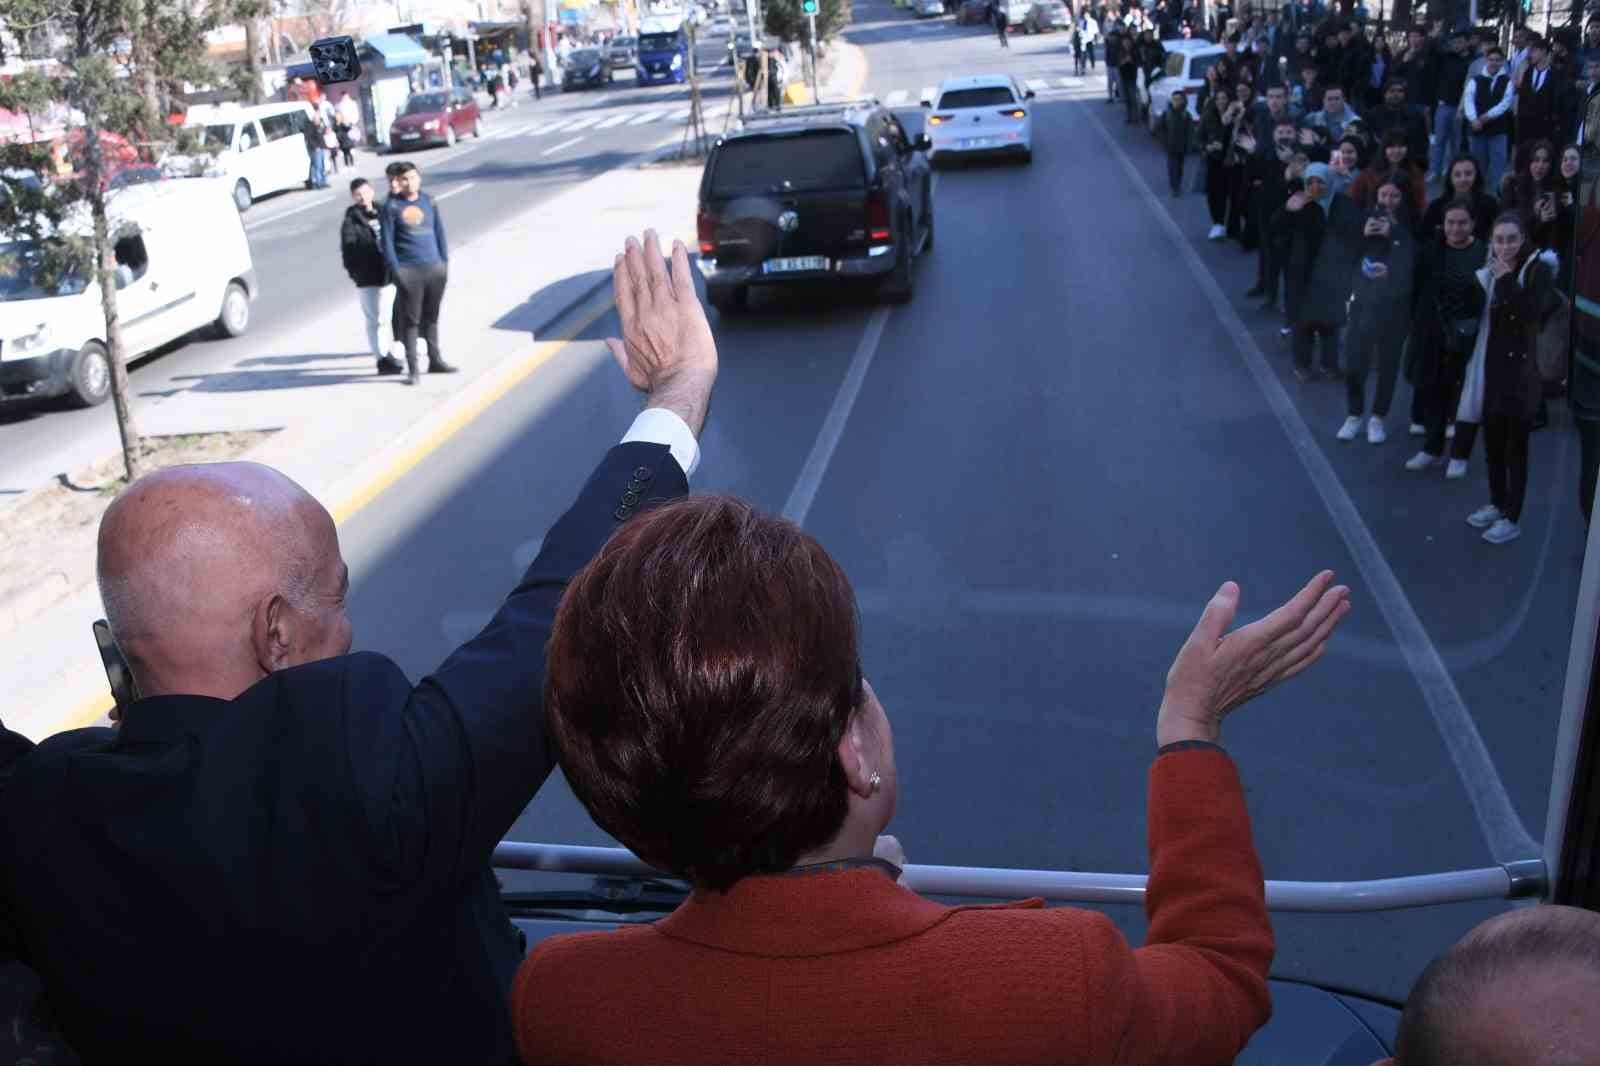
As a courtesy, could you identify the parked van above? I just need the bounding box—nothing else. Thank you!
[0,177,256,408]
[186,101,315,212]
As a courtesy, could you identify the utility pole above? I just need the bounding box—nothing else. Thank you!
[803,0,818,103]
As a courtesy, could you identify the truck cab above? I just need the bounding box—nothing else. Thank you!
[636,16,690,85]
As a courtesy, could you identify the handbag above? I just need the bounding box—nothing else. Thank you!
[1439,303,1479,354]
[1537,290,1571,385]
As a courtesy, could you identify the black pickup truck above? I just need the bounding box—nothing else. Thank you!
[695,100,935,312]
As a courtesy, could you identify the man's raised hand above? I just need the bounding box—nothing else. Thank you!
[606,230,719,437]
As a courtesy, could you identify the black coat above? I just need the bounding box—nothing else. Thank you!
[0,442,688,1066]
[1408,237,1486,389]
[1346,218,1417,334]
[341,203,389,287]
[1278,193,1365,325]
[1483,254,1562,420]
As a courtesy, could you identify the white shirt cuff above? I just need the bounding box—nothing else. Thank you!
[621,408,701,479]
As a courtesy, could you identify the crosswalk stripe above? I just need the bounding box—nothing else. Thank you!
[542,135,584,156]
[920,85,937,101]
[560,113,606,130]
[885,89,909,105]
[626,109,663,125]
[1059,77,1076,88]
[1027,79,1048,91]
[536,116,579,133]
[594,112,634,129]
[494,122,539,138]
[665,107,692,121]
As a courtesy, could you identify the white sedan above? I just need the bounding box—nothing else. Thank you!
[921,74,1034,166]
[1144,42,1226,132]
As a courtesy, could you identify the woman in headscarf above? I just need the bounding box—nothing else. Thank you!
[1278,160,1364,380]
[1339,174,1418,444]
[1453,212,1563,544]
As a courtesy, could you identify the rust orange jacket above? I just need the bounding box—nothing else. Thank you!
[511,748,1274,1066]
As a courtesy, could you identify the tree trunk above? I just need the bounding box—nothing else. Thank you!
[244,17,264,104]
[82,113,144,484]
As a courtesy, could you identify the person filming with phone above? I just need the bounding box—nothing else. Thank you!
[1338,176,1418,446]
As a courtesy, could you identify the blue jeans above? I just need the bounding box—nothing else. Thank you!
[1430,104,1459,176]
[309,148,327,188]
[1471,132,1508,192]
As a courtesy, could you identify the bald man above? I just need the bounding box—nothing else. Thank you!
[0,230,718,1065]
[1377,904,1600,1066]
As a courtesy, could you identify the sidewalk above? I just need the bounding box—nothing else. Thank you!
[0,41,867,742]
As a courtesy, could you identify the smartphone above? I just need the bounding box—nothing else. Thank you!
[92,619,139,722]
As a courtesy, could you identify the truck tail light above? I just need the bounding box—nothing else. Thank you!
[697,211,717,254]
[866,191,891,243]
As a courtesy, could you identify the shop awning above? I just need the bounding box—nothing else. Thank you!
[364,33,429,68]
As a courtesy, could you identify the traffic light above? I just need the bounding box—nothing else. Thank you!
[802,0,818,12]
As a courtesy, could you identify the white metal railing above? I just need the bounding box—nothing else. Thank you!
[492,842,1549,913]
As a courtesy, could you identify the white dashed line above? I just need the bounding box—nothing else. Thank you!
[434,181,476,202]
[243,193,334,231]
[561,113,607,130]
[594,112,634,129]
[626,110,663,125]
[542,135,584,156]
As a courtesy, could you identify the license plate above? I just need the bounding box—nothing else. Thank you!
[962,136,997,148]
[763,256,829,274]
[400,133,421,140]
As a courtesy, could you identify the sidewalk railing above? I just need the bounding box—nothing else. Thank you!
[492,842,1549,913]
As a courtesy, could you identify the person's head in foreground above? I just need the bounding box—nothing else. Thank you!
[518,490,1351,1064]
[1376,905,1600,1066]
[98,462,351,705]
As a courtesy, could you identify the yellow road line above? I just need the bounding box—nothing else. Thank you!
[50,284,617,736]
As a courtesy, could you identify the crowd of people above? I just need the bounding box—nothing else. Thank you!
[339,161,457,386]
[0,226,1595,1063]
[1144,14,1599,548]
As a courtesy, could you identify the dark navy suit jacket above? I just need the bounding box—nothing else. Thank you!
[0,442,686,1065]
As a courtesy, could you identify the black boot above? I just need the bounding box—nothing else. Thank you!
[428,357,459,374]
[376,356,405,376]
[404,352,420,386]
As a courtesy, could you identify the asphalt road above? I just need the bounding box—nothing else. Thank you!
[60,5,1588,1004]
[0,42,736,500]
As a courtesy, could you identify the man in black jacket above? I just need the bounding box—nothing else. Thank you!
[1430,28,1472,182]
[340,178,405,377]
[0,230,718,1066]
[1369,78,1430,171]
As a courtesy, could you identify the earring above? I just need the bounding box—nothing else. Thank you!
[869,771,881,793]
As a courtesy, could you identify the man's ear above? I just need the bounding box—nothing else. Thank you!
[835,711,875,800]
[252,593,293,674]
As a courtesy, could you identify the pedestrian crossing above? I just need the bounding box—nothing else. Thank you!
[488,104,700,141]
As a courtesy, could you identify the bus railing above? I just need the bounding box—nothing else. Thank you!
[492,842,1549,913]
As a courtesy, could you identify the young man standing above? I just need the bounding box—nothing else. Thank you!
[381,161,457,386]
[340,178,404,377]
[1465,45,1515,192]
[1157,89,1194,196]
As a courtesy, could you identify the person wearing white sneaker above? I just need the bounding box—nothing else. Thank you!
[1405,450,1445,470]
[1337,415,1363,440]
[1446,457,1470,478]
[1407,202,1485,472]
[1200,88,1238,243]
[1454,214,1561,546]
[1341,179,1414,443]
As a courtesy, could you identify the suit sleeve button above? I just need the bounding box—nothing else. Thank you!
[622,491,640,506]
[632,466,653,482]
[614,506,631,521]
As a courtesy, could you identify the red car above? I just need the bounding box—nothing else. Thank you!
[388,87,482,149]
[956,0,991,24]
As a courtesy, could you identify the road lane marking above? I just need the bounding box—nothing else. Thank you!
[885,89,909,105]
[1085,102,1540,864]
[244,193,335,232]
[594,112,635,129]
[1027,78,1048,90]
[626,110,663,124]
[494,122,540,138]
[1059,77,1078,87]
[542,135,585,155]
[561,113,606,130]
[665,107,692,121]
[434,182,476,202]
[783,308,891,527]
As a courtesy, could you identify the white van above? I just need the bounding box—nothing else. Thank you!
[0,177,256,408]
[186,101,315,212]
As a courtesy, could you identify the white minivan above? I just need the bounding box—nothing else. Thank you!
[0,177,256,408]
[186,101,315,212]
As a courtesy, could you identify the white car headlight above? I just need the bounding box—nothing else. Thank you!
[423,120,440,130]
[12,325,52,356]
[671,53,683,69]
